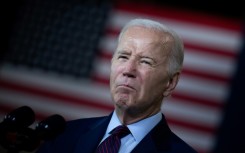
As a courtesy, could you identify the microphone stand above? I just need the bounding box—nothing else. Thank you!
[1,127,39,153]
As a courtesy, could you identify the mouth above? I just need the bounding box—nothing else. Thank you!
[117,84,135,90]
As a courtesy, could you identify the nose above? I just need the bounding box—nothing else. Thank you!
[122,59,137,78]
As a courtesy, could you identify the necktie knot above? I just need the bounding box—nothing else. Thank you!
[110,125,130,138]
[95,125,130,153]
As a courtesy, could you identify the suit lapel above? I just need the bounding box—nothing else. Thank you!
[73,114,111,153]
[131,114,172,153]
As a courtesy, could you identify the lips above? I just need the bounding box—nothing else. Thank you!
[118,84,135,90]
[115,78,138,91]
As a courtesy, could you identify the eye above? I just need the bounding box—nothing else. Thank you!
[140,59,153,66]
[118,55,128,59]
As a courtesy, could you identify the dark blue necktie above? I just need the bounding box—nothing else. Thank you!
[95,125,130,153]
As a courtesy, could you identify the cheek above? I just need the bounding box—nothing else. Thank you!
[110,63,121,85]
[141,71,167,92]
[136,71,151,93]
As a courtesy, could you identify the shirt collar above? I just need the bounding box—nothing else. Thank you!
[107,110,162,142]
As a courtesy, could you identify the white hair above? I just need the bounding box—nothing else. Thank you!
[117,18,184,76]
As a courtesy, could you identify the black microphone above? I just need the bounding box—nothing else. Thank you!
[35,114,66,140]
[1,106,35,131]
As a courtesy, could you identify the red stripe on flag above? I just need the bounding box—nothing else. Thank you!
[184,42,237,59]
[91,74,110,85]
[172,92,223,109]
[182,69,230,83]
[113,2,242,31]
[97,49,113,60]
[167,116,216,134]
[0,79,114,112]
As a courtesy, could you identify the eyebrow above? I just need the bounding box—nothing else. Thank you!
[116,50,131,55]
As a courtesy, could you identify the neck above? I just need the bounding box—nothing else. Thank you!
[115,108,160,125]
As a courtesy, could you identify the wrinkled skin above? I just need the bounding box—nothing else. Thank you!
[110,26,180,124]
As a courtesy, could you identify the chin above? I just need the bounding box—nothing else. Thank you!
[115,98,131,109]
[116,99,127,106]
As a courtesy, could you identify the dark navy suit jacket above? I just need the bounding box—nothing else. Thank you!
[36,113,198,153]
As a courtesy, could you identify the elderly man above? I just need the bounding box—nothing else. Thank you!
[36,18,197,153]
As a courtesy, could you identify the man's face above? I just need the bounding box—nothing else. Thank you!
[110,26,174,116]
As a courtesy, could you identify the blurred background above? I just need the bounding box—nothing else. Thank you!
[0,0,244,153]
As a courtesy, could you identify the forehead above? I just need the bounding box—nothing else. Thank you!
[121,26,164,42]
[117,26,173,57]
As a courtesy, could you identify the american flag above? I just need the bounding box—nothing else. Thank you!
[0,1,243,153]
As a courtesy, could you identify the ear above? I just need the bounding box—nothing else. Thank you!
[163,72,180,97]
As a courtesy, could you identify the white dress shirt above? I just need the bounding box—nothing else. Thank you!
[99,110,162,153]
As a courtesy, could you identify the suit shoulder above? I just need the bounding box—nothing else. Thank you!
[170,132,198,153]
